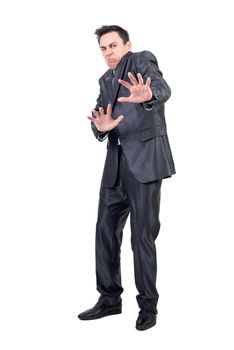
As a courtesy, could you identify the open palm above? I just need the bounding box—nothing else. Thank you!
[87,103,124,133]
[117,72,153,103]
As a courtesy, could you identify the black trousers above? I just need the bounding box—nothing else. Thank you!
[95,145,162,313]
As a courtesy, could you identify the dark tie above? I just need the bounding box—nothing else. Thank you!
[111,70,115,87]
[110,70,120,144]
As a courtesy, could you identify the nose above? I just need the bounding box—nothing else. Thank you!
[105,48,113,57]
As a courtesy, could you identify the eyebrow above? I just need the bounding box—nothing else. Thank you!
[100,42,118,49]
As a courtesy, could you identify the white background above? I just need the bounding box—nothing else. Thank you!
[0,0,234,348]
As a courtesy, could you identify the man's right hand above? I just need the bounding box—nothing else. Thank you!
[87,103,124,132]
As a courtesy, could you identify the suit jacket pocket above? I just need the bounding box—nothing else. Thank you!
[139,125,166,141]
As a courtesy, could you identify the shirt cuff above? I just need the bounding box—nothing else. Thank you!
[142,96,156,110]
[97,131,108,141]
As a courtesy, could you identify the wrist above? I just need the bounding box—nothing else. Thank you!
[144,93,154,103]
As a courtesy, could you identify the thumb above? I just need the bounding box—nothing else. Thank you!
[116,115,124,124]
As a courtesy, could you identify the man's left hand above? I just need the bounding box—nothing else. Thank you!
[117,72,153,103]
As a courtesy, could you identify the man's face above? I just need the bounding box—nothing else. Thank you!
[99,31,131,70]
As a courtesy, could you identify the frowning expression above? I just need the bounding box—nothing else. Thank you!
[99,31,131,70]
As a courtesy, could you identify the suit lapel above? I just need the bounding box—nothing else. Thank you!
[103,51,133,111]
[104,70,113,103]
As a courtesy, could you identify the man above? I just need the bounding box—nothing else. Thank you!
[78,25,175,331]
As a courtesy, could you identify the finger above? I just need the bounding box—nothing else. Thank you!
[99,106,105,116]
[117,96,131,103]
[87,116,96,122]
[115,114,125,125]
[118,78,132,91]
[145,77,151,87]
[128,72,138,85]
[137,73,144,85]
[107,103,112,115]
[92,109,100,118]
[113,115,125,128]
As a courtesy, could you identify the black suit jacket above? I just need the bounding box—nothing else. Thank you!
[91,50,176,187]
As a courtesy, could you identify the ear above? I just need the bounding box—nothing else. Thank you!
[126,41,132,50]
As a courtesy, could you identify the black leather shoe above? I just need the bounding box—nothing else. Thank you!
[78,296,122,320]
[136,310,157,331]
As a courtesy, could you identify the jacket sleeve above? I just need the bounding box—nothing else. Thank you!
[135,50,171,110]
[91,91,109,142]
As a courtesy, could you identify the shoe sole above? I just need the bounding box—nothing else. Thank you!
[78,308,122,320]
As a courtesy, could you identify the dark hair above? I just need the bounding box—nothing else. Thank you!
[94,25,130,44]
